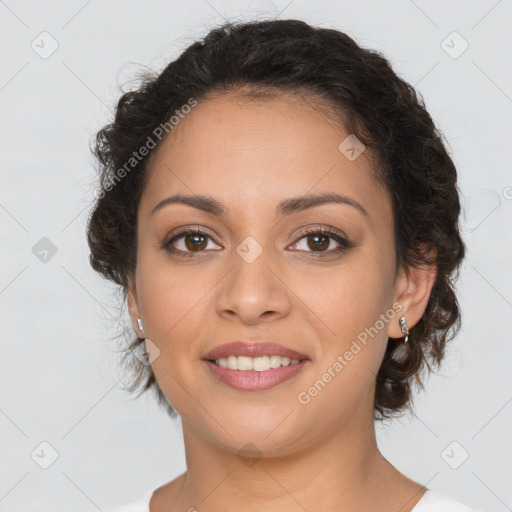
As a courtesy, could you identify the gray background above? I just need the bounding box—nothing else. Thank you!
[0,1,511,511]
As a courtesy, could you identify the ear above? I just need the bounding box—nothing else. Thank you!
[388,247,437,340]
[127,273,144,337]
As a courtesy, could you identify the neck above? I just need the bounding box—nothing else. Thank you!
[161,416,423,512]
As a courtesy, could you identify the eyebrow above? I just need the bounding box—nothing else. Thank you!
[151,192,369,218]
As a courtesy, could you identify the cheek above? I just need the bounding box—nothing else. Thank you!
[297,253,389,331]
[134,246,228,384]
[300,250,394,374]
[134,248,199,365]
[138,270,206,352]
[137,260,210,415]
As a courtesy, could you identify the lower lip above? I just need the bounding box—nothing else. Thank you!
[203,360,308,391]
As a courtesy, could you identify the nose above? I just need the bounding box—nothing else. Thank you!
[215,244,292,325]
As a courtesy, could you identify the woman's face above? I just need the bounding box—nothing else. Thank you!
[127,91,422,455]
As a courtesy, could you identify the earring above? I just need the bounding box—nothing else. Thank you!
[137,317,144,333]
[399,316,409,343]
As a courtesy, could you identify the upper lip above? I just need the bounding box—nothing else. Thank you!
[202,341,310,361]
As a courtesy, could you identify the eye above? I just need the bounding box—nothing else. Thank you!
[287,226,352,257]
[164,227,221,257]
[163,225,352,258]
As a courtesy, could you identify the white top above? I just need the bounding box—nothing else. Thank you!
[104,488,482,512]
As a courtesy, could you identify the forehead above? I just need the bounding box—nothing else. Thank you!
[140,92,391,225]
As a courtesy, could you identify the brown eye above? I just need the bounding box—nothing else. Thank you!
[164,228,221,256]
[288,227,352,256]
[306,234,330,251]
[183,233,208,251]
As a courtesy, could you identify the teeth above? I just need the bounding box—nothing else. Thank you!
[253,355,270,371]
[238,356,253,371]
[227,355,238,370]
[213,355,302,371]
[270,355,281,368]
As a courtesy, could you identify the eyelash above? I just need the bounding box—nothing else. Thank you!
[163,225,352,259]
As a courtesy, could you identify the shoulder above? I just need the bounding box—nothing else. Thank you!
[413,489,482,512]
[103,488,155,512]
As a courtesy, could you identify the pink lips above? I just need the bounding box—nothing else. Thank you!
[202,341,309,361]
[202,341,310,391]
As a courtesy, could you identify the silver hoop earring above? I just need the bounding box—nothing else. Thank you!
[399,316,409,343]
[137,317,144,333]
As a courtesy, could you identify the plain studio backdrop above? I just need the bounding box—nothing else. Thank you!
[0,1,511,511]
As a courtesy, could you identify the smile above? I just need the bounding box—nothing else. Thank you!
[211,355,302,371]
[203,358,309,391]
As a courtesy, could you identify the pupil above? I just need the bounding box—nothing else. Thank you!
[186,234,206,251]
[309,235,328,251]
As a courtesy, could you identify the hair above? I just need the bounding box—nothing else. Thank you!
[86,18,466,422]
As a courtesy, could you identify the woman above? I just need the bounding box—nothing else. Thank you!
[88,18,479,512]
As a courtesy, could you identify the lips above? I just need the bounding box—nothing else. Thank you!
[202,341,309,362]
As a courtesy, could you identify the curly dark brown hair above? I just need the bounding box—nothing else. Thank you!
[86,18,466,422]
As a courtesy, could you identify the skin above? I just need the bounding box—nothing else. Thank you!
[126,90,437,512]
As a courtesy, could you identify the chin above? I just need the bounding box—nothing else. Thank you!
[197,403,311,455]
